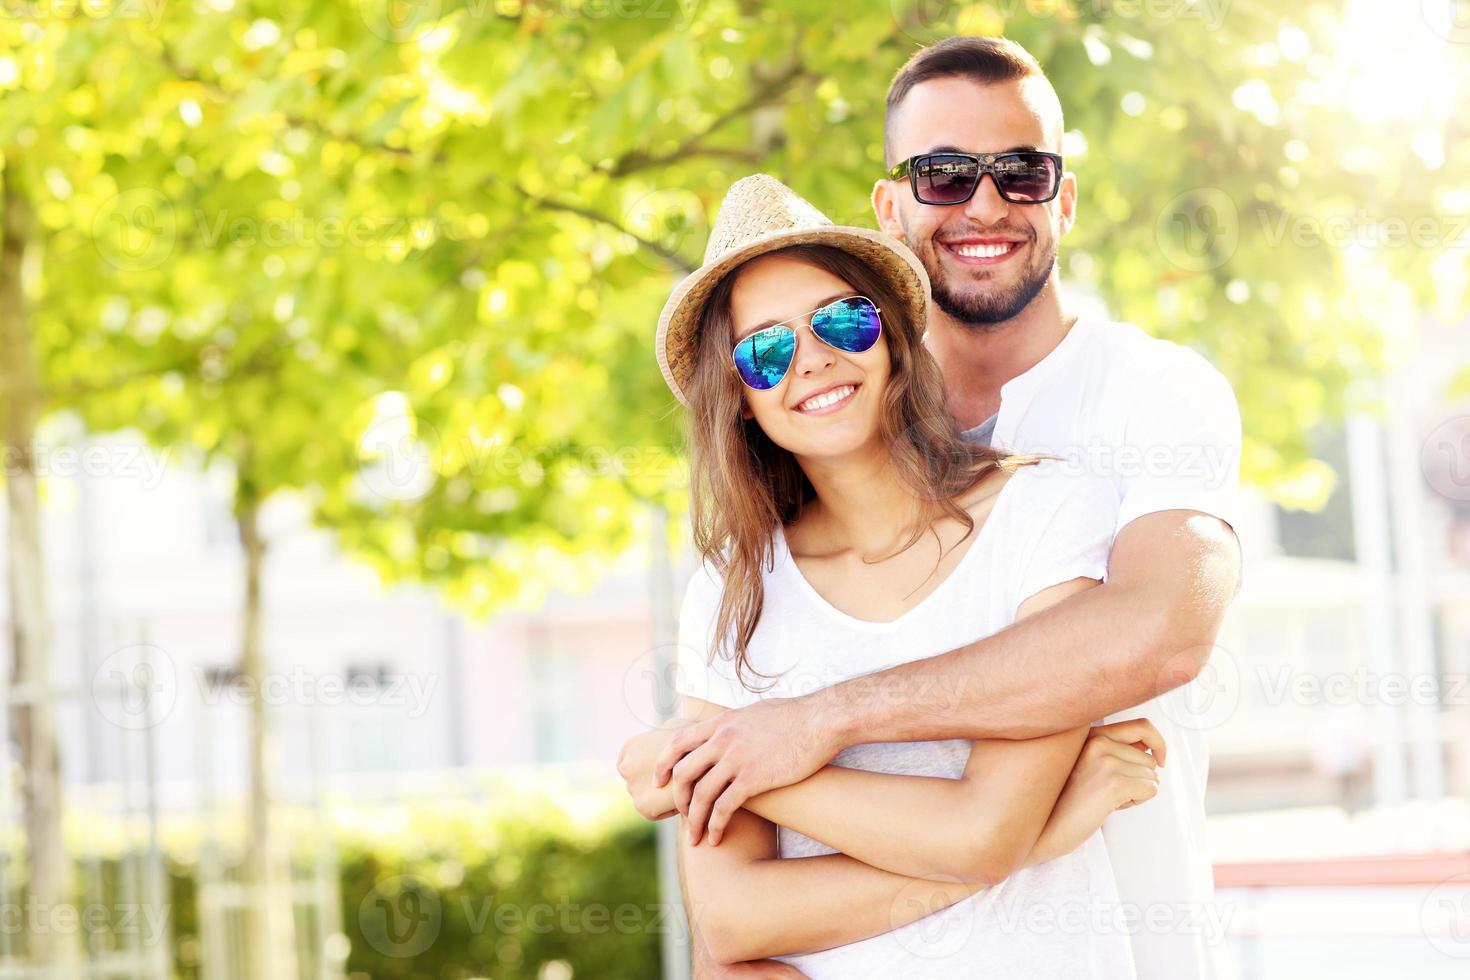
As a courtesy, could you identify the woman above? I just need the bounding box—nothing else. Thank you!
[641,174,1160,977]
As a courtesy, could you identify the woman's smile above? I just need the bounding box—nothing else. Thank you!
[794,382,861,415]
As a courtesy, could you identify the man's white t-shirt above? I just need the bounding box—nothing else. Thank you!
[676,461,1137,979]
[961,317,1243,980]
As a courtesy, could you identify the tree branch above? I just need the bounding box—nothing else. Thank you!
[516,186,697,274]
[157,45,417,159]
[49,340,293,402]
[605,61,808,177]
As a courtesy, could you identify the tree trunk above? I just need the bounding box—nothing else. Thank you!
[1,176,79,974]
[236,491,297,980]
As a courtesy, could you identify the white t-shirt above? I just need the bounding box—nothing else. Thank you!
[676,461,1137,979]
[973,317,1242,980]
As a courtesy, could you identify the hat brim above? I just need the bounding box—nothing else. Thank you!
[656,226,932,409]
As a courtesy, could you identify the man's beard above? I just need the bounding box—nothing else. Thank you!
[926,236,1056,330]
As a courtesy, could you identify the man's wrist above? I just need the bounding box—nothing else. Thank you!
[797,684,855,756]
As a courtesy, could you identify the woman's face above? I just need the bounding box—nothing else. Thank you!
[727,252,891,461]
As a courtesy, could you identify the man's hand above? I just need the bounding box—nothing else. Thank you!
[653,696,840,847]
[616,721,689,820]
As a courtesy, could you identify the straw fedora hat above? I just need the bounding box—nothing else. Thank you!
[655,174,931,408]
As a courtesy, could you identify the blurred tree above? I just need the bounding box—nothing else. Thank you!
[0,2,1465,974]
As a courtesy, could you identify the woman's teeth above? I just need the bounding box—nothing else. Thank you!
[953,242,1017,258]
[798,384,856,412]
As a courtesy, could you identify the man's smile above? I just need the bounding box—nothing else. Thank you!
[940,237,1027,267]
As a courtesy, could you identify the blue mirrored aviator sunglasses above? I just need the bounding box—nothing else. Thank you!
[730,295,882,392]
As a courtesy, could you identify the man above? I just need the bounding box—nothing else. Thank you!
[621,36,1241,979]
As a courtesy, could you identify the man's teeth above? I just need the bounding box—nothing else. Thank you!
[953,242,1017,258]
[798,385,856,412]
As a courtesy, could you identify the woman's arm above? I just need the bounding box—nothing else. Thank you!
[1017,718,1163,868]
[679,802,982,965]
[683,577,1109,882]
[677,713,1164,966]
[674,692,983,964]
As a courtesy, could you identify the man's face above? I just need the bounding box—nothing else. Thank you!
[875,76,1076,329]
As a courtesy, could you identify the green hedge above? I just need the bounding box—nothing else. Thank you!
[338,818,661,979]
[151,780,664,979]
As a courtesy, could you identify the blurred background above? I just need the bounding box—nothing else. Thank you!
[0,1,1468,978]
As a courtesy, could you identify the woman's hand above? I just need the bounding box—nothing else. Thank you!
[1023,718,1165,867]
[617,722,688,820]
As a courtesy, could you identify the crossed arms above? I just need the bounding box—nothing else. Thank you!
[620,509,1237,971]
[625,575,1173,967]
[653,509,1238,843]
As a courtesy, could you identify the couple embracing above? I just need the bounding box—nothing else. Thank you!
[617,35,1241,980]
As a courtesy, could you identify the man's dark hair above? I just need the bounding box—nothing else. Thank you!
[884,37,1054,165]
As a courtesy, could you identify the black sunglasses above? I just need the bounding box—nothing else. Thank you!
[886,151,1064,206]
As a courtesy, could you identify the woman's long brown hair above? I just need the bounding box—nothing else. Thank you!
[685,243,1031,691]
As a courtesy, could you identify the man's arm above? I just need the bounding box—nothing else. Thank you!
[654,509,1237,840]
[818,510,1238,742]
[667,578,1119,869]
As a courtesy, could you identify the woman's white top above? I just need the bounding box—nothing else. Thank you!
[675,460,1137,979]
